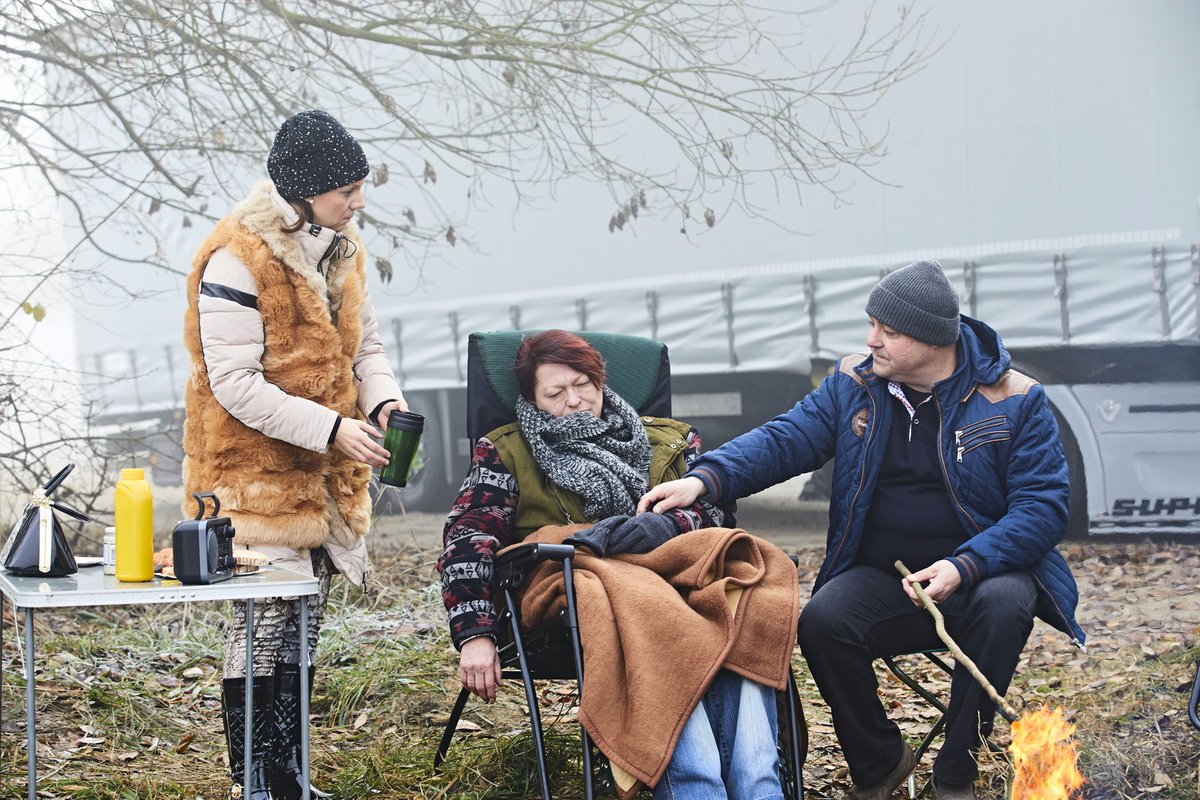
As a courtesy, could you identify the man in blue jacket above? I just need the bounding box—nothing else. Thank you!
[640,260,1084,800]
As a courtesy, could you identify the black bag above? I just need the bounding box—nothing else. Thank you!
[1,464,87,578]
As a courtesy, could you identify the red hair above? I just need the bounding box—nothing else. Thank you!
[513,330,606,400]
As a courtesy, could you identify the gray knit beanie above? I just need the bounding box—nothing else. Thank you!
[865,260,961,346]
[267,110,369,199]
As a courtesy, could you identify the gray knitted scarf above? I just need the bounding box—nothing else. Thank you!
[515,386,652,521]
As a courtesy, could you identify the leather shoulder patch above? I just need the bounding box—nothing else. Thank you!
[852,408,870,439]
[838,352,871,386]
[977,370,1038,403]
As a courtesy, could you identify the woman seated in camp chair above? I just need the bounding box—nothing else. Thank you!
[437,329,792,800]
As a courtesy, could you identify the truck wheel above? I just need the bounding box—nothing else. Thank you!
[1051,405,1088,540]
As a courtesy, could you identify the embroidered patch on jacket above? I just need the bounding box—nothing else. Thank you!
[852,408,869,439]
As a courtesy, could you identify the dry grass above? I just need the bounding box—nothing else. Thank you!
[1,540,1197,799]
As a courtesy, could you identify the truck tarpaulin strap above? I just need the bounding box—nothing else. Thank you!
[963,260,978,318]
[1191,244,1199,341]
[802,274,820,355]
[1152,246,1170,339]
[390,317,407,386]
[720,283,738,368]
[645,290,659,342]
[1053,253,1070,343]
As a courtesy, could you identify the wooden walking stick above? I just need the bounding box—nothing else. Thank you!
[894,560,1021,722]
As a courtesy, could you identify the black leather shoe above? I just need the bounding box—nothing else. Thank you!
[933,778,977,800]
[840,744,918,800]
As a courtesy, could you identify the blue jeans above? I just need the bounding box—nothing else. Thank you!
[653,669,783,800]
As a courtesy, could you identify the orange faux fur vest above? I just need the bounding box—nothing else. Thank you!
[181,186,372,550]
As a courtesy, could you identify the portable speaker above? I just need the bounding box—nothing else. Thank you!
[172,492,236,585]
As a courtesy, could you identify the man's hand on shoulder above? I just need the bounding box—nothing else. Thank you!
[902,559,963,606]
[637,476,706,514]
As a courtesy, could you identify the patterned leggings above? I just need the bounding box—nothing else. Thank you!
[222,548,334,679]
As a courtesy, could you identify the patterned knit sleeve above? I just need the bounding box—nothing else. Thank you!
[663,427,736,531]
[436,436,519,650]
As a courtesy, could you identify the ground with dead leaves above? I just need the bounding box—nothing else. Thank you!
[0,527,1196,799]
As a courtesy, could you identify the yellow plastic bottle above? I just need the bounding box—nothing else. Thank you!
[114,468,154,582]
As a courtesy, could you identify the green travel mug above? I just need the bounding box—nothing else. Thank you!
[379,411,425,487]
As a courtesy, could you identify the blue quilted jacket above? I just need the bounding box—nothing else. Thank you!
[688,316,1085,646]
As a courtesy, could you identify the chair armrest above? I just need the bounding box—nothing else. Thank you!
[528,543,576,561]
[495,542,577,590]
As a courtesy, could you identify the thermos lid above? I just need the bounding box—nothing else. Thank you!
[386,410,424,431]
[120,468,145,480]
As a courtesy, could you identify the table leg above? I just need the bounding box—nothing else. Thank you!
[24,607,35,800]
[299,597,310,800]
[1,592,4,759]
[244,598,254,800]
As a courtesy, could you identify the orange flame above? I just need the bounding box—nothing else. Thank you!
[1009,706,1084,800]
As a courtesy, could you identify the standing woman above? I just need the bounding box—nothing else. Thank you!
[182,110,406,799]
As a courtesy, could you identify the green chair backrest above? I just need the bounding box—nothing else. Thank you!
[467,330,671,442]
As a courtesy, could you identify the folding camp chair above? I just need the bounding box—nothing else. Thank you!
[434,329,807,799]
[882,648,1005,798]
[1189,661,1200,732]
[882,649,953,799]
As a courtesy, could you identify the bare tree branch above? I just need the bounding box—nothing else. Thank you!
[2,0,931,277]
[0,0,930,508]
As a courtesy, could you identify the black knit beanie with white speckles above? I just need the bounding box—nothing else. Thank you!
[267,110,369,199]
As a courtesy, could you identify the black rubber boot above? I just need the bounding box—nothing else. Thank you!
[221,676,276,800]
[271,664,330,799]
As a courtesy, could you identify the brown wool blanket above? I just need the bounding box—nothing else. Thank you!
[509,526,800,797]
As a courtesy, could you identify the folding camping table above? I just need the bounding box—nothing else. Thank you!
[0,566,319,799]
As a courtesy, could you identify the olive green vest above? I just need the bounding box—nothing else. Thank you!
[489,417,693,541]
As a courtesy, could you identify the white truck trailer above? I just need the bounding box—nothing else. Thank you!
[84,237,1200,537]
[69,4,1200,536]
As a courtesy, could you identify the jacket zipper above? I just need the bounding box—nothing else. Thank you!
[823,384,878,584]
[955,417,1008,462]
[937,394,983,534]
[318,233,343,276]
[957,415,1007,437]
[958,433,1011,460]
[1029,571,1086,652]
[947,392,1082,650]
